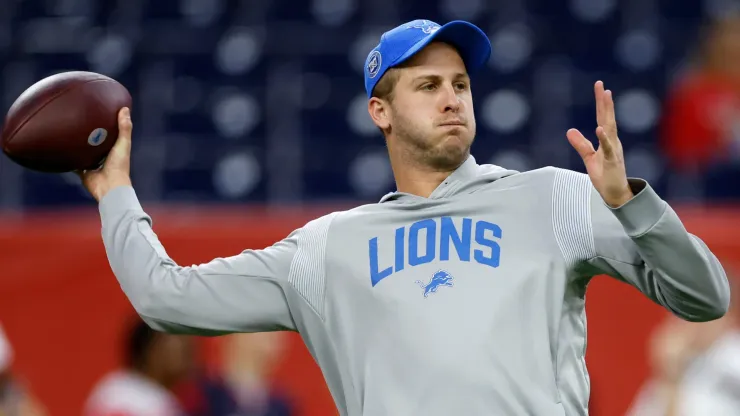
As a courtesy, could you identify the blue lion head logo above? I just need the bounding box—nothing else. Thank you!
[406,20,440,34]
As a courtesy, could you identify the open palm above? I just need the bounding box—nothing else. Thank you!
[566,81,633,208]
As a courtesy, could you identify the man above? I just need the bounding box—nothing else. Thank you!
[83,318,194,416]
[658,14,740,200]
[626,267,740,415]
[177,332,295,416]
[0,323,47,416]
[660,14,740,176]
[78,19,731,416]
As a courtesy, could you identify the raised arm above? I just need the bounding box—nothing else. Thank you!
[553,168,730,321]
[81,108,330,336]
[561,81,729,321]
[100,185,300,335]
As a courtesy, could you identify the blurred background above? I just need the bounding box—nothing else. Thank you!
[1,0,740,415]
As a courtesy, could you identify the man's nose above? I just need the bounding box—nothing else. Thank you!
[439,84,461,113]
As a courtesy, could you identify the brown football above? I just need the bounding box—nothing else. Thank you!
[0,71,132,173]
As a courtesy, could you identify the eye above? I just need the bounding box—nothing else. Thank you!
[454,82,469,91]
[420,83,436,91]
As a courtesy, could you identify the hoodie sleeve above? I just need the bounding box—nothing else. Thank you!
[99,185,335,335]
[551,168,730,322]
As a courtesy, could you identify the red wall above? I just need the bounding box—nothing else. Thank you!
[0,204,737,416]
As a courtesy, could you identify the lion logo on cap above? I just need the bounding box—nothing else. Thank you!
[407,20,440,34]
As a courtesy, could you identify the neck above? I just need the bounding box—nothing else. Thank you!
[0,370,11,396]
[388,145,464,198]
[223,357,269,391]
[134,366,173,391]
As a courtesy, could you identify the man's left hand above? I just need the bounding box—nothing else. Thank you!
[567,81,634,208]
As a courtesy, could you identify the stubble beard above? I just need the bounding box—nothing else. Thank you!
[393,113,474,172]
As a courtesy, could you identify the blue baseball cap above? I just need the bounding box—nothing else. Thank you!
[364,19,492,98]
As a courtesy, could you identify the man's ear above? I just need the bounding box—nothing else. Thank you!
[368,97,391,130]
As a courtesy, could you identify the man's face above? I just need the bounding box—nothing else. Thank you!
[379,42,477,170]
[149,334,195,387]
[708,17,740,79]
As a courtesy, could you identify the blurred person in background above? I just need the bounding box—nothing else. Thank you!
[626,265,740,415]
[83,318,195,416]
[0,324,47,416]
[660,13,740,200]
[178,332,294,416]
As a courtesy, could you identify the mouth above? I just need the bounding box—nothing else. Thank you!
[438,121,466,127]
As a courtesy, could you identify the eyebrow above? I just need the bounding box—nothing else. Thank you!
[411,73,470,83]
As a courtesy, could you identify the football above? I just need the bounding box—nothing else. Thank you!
[0,71,132,173]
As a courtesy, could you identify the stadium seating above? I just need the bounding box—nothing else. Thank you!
[0,0,728,208]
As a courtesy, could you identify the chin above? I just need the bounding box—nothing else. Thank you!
[443,130,472,150]
[429,139,470,170]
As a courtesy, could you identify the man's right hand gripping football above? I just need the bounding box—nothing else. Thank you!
[78,107,133,201]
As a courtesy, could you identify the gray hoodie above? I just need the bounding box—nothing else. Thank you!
[98,155,730,415]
